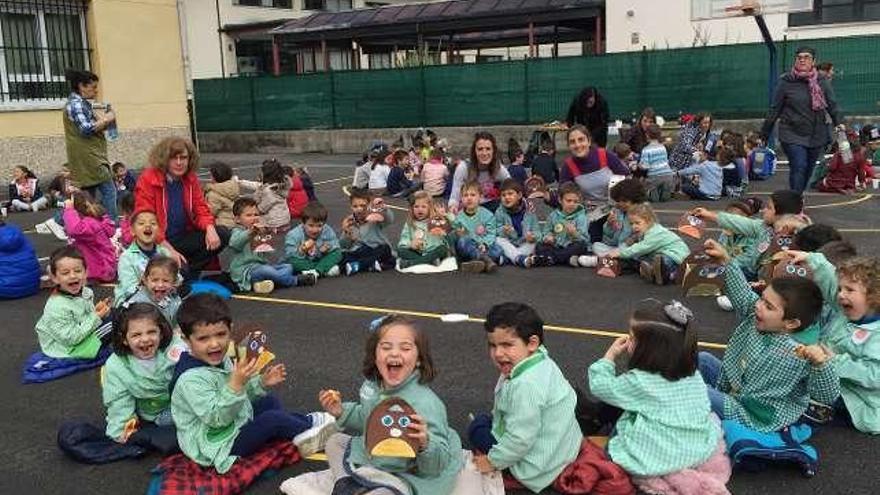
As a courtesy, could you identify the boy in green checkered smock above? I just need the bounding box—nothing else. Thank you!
[697,240,839,433]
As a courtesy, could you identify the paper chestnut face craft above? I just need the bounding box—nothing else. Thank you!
[365,397,420,458]
[596,256,621,278]
[428,214,451,236]
[764,233,794,258]
[251,226,275,253]
[524,176,547,199]
[228,323,276,372]
[772,261,813,280]
[679,250,727,296]
[678,214,705,240]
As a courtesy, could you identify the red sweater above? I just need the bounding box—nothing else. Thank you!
[819,150,867,193]
[287,175,310,219]
[134,167,214,243]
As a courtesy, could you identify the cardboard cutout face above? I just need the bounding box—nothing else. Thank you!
[680,250,727,296]
[772,261,813,280]
[765,233,794,258]
[251,225,275,253]
[678,214,705,240]
[228,322,276,372]
[525,175,547,199]
[428,214,451,236]
[365,397,419,458]
[596,256,621,278]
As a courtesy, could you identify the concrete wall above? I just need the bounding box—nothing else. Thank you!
[0,0,190,179]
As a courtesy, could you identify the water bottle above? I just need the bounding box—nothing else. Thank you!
[837,128,852,164]
[105,103,119,142]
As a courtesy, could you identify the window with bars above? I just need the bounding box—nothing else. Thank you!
[0,0,90,104]
[789,0,880,25]
[234,0,292,8]
[303,0,353,12]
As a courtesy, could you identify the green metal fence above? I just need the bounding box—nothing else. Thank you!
[194,34,880,132]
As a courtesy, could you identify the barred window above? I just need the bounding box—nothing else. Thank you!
[0,0,90,104]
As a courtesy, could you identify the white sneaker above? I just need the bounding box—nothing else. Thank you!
[568,255,581,267]
[717,295,733,312]
[44,218,68,241]
[293,412,338,457]
[326,265,341,277]
[373,260,382,272]
[302,269,320,280]
[578,255,598,268]
[252,280,274,294]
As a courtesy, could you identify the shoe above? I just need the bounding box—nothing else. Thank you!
[34,222,51,234]
[578,255,598,267]
[716,295,733,312]
[460,260,485,273]
[652,254,667,285]
[345,261,360,276]
[301,269,320,280]
[326,265,341,277]
[373,260,382,272]
[481,255,498,273]
[536,255,555,267]
[293,412,339,457]
[47,218,68,241]
[252,280,274,294]
[433,257,442,267]
[569,255,580,268]
[298,272,318,287]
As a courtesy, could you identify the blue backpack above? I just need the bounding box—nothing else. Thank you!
[748,147,776,180]
[723,420,818,477]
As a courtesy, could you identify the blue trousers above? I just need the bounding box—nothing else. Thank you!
[456,238,503,262]
[782,142,823,193]
[466,413,497,454]
[83,179,118,224]
[698,351,728,418]
[249,263,298,288]
[230,394,312,457]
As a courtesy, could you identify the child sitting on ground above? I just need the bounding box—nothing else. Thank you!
[313,315,462,494]
[248,159,291,230]
[697,239,839,432]
[530,182,590,268]
[284,166,315,221]
[420,143,450,198]
[677,149,724,201]
[170,293,336,473]
[368,152,392,196]
[592,178,646,256]
[467,303,581,492]
[115,209,173,306]
[112,162,137,201]
[116,194,135,249]
[63,191,117,283]
[506,139,528,186]
[638,124,675,202]
[454,181,502,273]
[228,197,317,294]
[339,189,396,276]
[818,130,868,193]
[386,149,419,198]
[7,165,48,212]
[530,137,559,185]
[612,142,637,173]
[121,256,183,328]
[587,299,724,487]
[103,303,187,443]
[607,203,689,285]
[494,179,540,267]
[35,246,112,359]
[397,192,453,269]
[284,201,342,278]
[203,162,239,228]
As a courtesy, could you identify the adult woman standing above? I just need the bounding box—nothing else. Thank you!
[760,46,842,193]
[134,137,229,274]
[669,113,715,170]
[447,132,510,212]
[566,87,610,147]
[624,107,657,155]
[63,69,117,220]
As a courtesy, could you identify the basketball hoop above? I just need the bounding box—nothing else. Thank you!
[691,0,812,21]
[724,0,762,16]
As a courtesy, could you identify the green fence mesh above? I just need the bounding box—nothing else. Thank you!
[193,34,880,132]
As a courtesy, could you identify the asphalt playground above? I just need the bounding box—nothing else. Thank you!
[1,153,878,494]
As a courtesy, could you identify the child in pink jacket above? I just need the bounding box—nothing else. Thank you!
[63,191,118,282]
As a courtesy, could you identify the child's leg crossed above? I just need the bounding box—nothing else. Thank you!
[230,394,312,457]
[250,263,299,288]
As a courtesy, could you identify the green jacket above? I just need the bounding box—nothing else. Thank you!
[494,202,540,246]
[489,346,580,492]
[589,359,719,476]
[619,223,690,263]
[398,218,452,253]
[102,336,187,440]
[825,318,880,434]
[62,106,111,188]
[170,355,267,473]
[228,227,270,292]
[454,207,497,247]
[35,287,102,359]
[717,229,759,280]
[340,209,395,251]
[542,206,589,248]
[113,242,172,306]
[719,266,839,432]
[338,373,462,495]
[804,252,842,340]
[716,212,772,276]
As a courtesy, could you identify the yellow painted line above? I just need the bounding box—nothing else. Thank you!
[655,192,874,215]
[305,453,328,462]
[232,294,728,350]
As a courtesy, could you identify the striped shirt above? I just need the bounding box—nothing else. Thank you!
[638,142,674,177]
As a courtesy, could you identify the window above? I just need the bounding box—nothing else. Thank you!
[368,52,391,69]
[304,0,353,12]
[789,0,880,26]
[0,0,89,103]
[234,0,292,8]
[476,54,503,64]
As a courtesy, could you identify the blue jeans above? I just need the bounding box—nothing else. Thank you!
[456,238,503,262]
[83,179,118,223]
[249,263,297,288]
[698,352,728,417]
[230,394,312,457]
[466,413,497,454]
[781,142,823,193]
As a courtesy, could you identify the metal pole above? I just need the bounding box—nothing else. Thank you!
[754,14,777,148]
[528,22,535,58]
[272,35,281,76]
[594,14,603,55]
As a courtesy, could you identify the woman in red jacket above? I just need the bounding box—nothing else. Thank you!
[134,137,229,273]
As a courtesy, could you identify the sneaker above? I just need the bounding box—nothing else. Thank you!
[252,280,274,294]
[293,412,339,457]
[345,261,360,276]
[301,269,320,280]
[578,255,598,268]
[482,255,498,273]
[534,255,555,267]
[460,260,485,273]
[297,272,318,287]
[326,265,341,277]
[34,222,51,234]
[652,255,667,285]
[373,260,383,272]
[716,295,733,312]
[45,218,68,241]
[569,255,581,268]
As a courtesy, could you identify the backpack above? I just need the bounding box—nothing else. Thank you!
[748,147,776,180]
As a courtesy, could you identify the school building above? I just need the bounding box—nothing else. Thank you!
[0,0,189,179]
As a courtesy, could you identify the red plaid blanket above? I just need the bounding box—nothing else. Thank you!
[150,441,301,495]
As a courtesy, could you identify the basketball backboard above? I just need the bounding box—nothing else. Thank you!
[691,0,813,20]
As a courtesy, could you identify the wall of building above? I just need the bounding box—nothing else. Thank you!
[0,0,190,179]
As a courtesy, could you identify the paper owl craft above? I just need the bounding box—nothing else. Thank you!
[772,261,813,280]
[365,397,420,459]
[524,175,547,199]
[679,250,727,297]
[428,214,451,236]
[764,232,794,258]
[365,200,387,223]
[251,225,275,253]
[678,214,705,240]
[596,256,621,278]
[228,323,276,372]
